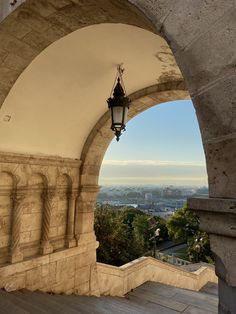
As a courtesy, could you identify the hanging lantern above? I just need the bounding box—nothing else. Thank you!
[107,66,131,141]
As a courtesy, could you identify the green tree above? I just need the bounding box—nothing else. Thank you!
[187,231,214,263]
[94,206,130,265]
[167,206,214,263]
[94,206,166,266]
[167,206,199,242]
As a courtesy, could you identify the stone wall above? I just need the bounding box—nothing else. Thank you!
[0,152,80,264]
[0,151,100,295]
[97,257,218,297]
[0,243,98,295]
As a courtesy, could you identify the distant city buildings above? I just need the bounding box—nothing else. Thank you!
[97,185,208,220]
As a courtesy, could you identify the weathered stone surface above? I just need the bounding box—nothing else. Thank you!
[188,197,236,313]
[22,30,54,50]
[128,0,174,32]
[175,8,236,94]
[219,278,236,314]
[0,153,80,265]
[204,137,236,198]
[193,75,236,141]
[0,245,98,295]
[163,0,236,51]
[97,257,217,296]
[0,18,31,39]
[0,0,155,109]
[26,0,57,18]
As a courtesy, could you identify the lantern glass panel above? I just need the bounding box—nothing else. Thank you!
[112,106,124,125]
[123,106,129,124]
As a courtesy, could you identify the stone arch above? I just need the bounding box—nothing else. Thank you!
[0,0,156,108]
[0,171,17,264]
[0,0,235,198]
[0,1,236,309]
[80,79,188,187]
[75,79,189,243]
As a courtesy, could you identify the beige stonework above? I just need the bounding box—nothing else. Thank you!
[0,242,98,295]
[0,152,80,264]
[80,80,188,187]
[97,257,217,297]
[0,0,155,109]
[1,1,236,312]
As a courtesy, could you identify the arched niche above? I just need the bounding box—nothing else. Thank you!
[0,171,16,264]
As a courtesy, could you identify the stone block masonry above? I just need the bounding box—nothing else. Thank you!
[0,242,99,295]
[0,152,100,295]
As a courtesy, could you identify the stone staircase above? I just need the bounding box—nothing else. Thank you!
[0,281,218,314]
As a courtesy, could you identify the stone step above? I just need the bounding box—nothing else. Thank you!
[6,291,47,314]
[50,294,105,314]
[173,290,218,313]
[0,290,32,314]
[125,294,180,314]
[104,296,174,314]
[137,281,178,298]
[13,290,80,314]
[0,281,218,314]
[129,286,188,312]
[200,283,218,296]
[183,305,216,314]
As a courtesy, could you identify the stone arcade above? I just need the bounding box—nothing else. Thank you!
[0,1,235,313]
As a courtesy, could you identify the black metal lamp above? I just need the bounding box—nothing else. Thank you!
[107,66,131,141]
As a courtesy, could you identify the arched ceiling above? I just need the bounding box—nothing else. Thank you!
[0,23,182,159]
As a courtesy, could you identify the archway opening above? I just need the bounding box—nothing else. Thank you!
[95,99,211,266]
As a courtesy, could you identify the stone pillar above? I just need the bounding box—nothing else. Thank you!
[75,185,100,244]
[40,187,55,255]
[9,189,27,263]
[65,190,77,248]
[75,184,100,296]
[188,197,236,314]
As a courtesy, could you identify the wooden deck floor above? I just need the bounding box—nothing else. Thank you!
[0,282,218,314]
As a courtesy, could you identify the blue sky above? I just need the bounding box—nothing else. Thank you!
[99,100,208,186]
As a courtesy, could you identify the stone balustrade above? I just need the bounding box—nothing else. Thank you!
[97,256,217,297]
[0,153,81,264]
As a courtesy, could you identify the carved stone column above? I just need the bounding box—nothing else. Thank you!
[65,190,77,248]
[75,185,100,244]
[40,187,55,255]
[9,189,27,263]
[188,197,236,314]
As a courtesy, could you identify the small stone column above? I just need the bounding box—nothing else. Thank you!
[9,189,27,263]
[40,187,55,255]
[75,185,100,244]
[188,197,236,314]
[65,190,77,248]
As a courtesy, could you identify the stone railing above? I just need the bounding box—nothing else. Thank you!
[155,252,191,266]
[97,256,217,296]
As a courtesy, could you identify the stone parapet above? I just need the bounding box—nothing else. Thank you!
[97,257,217,297]
[0,242,99,296]
[188,197,236,237]
[0,152,80,264]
